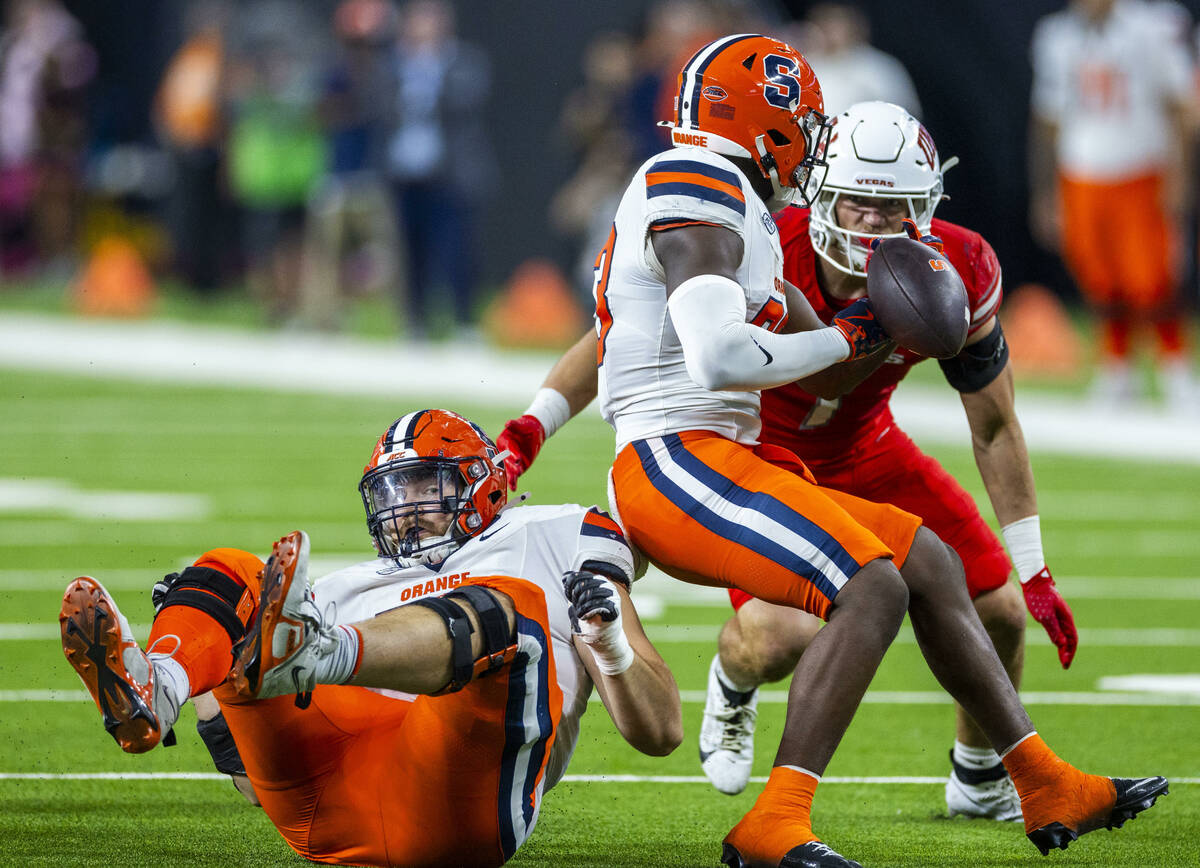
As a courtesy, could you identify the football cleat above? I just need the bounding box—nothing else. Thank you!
[1026,775,1169,856]
[721,840,864,868]
[230,531,336,706]
[60,576,181,753]
[945,754,1023,822]
[699,655,759,795]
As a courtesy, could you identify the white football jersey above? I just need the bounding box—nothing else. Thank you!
[1031,0,1193,180]
[312,503,636,790]
[595,146,788,452]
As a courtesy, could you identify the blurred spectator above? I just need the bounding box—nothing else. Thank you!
[223,0,328,321]
[1030,0,1198,411]
[153,0,229,294]
[386,0,495,340]
[786,2,922,118]
[299,0,403,331]
[0,0,94,278]
[549,31,637,298]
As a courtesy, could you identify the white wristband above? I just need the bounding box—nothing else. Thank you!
[524,388,571,439]
[582,620,636,676]
[1001,515,1045,584]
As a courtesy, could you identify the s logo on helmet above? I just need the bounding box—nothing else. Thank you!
[763,54,801,109]
[929,259,946,271]
[701,85,728,102]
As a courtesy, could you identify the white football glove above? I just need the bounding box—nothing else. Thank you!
[562,570,635,676]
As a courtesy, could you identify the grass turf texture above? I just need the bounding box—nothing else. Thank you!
[1,368,1197,866]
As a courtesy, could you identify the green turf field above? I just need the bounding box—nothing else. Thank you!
[1,368,1197,866]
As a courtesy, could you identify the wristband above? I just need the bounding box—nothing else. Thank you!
[1001,515,1045,584]
[524,388,571,439]
[582,619,636,676]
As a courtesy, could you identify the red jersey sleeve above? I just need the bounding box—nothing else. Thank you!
[933,218,1003,337]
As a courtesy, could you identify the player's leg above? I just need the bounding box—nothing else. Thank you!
[847,429,1026,820]
[613,433,912,867]
[897,527,1168,853]
[60,545,264,752]
[701,594,819,794]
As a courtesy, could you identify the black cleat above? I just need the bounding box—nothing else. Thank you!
[1026,775,1169,856]
[721,841,864,868]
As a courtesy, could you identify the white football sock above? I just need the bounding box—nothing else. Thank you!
[315,624,362,685]
[953,740,1003,771]
[714,654,757,694]
[148,654,189,730]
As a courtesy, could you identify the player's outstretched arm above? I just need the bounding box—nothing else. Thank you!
[956,317,1077,668]
[563,570,683,756]
[497,330,598,490]
[654,224,878,391]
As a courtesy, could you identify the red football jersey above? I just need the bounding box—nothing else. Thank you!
[761,207,1003,465]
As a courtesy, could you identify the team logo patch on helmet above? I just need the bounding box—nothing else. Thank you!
[701,85,728,102]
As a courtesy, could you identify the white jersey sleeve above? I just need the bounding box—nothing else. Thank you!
[641,150,750,237]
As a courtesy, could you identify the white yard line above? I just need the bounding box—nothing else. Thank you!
[1,771,1196,784]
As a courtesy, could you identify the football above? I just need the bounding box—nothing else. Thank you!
[865,237,970,359]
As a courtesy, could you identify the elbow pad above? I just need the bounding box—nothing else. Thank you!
[939,322,1009,393]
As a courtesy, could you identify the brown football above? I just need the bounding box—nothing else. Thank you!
[866,237,970,359]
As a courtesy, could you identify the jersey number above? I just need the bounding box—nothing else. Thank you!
[593,224,617,366]
[799,396,841,429]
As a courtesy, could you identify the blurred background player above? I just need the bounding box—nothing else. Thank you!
[503,36,1165,868]
[61,408,681,868]
[499,101,1080,824]
[1029,0,1198,411]
[784,2,922,118]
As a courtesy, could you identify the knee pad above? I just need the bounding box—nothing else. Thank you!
[410,585,517,694]
[153,566,257,644]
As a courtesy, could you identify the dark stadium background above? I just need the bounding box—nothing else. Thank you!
[64,0,1200,307]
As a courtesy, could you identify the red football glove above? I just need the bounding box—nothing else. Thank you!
[831,297,890,360]
[900,217,944,254]
[496,414,546,491]
[1022,566,1078,669]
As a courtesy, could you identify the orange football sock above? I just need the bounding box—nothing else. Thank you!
[147,548,264,697]
[723,766,820,863]
[1153,318,1185,357]
[1002,733,1116,835]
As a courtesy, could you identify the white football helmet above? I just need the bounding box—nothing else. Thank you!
[809,101,957,277]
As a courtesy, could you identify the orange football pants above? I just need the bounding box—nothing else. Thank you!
[1058,171,1176,311]
[185,551,561,868]
[611,432,922,619]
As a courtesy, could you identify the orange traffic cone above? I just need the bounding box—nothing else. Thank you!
[71,236,156,317]
[1000,283,1083,378]
[484,258,584,349]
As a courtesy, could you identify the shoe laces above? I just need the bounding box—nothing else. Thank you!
[715,705,757,752]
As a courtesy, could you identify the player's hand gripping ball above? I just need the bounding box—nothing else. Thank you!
[865,236,969,359]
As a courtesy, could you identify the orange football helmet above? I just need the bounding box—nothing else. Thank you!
[662,33,832,211]
[359,409,507,569]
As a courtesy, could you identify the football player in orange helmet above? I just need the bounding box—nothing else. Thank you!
[660,33,834,211]
[61,408,683,867]
[360,409,508,569]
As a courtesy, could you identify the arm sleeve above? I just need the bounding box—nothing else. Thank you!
[667,274,850,392]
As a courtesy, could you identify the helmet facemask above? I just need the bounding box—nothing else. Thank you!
[808,101,950,277]
[756,107,834,212]
[360,457,485,569]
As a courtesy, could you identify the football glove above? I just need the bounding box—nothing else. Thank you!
[562,569,634,675]
[152,572,181,614]
[1022,566,1078,669]
[831,297,890,360]
[901,217,945,254]
[496,414,545,491]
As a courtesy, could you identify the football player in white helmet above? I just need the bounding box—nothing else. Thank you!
[808,99,955,277]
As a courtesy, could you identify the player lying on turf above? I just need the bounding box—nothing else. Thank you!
[60,409,682,868]
[499,36,1166,867]
[502,100,1080,826]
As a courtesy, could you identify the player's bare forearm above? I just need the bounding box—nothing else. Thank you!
[548,331,600,416]
[579,584,683,756]
[961,363,1038,526]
